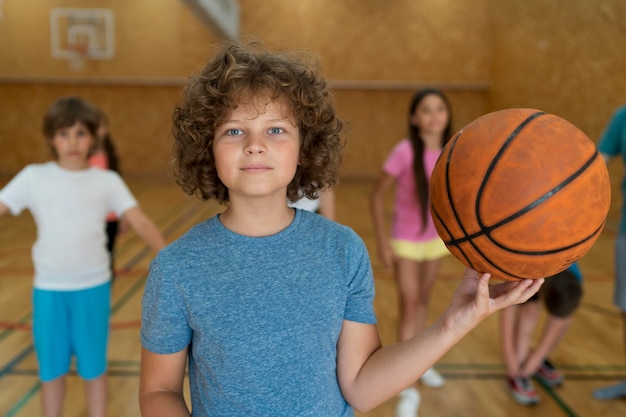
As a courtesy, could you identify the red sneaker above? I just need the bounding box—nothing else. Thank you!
[505,376,540,406]
[534,359,564,388]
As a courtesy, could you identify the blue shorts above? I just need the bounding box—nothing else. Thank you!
[32,282,111,381]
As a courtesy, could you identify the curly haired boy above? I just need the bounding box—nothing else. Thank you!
[139,41,542,417]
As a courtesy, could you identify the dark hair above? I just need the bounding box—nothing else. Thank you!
[42,96,100,157]
[101,134,121,174]
[542,269,583,318]
[407,88,452,230]
[172,41,344,203]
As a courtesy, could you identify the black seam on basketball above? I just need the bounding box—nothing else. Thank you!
[475,111,545,227]
[431,205,477,270]
[490,222,604,256]
[447,149,601,246]
[454,222,604,280]
[442,130,475,245]
[438,121,529,278]
[443,112,545,246]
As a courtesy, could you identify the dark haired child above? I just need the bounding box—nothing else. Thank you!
[501,263,583,405]
[139,41,542,417]
[0,96,166,417]
[370,88,453,416]
[89,112,124,280]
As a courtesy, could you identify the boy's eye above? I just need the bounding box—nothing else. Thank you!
[226,128,243,136]
[269,127,284,134]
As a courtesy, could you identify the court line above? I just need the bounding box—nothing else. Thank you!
[4,381,39,417]
[536,378,578,417]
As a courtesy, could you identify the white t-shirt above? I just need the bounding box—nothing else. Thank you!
[288,196,321,212]
[0,162,138,290]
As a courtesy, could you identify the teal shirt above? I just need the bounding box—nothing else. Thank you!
[598,105,626,233]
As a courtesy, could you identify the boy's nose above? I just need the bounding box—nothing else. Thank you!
[244,136,266,154]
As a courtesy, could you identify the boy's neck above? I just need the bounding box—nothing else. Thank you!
[219,199,295,237]
[55,159,90,171]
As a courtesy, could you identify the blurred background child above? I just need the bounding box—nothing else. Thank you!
[370,88,453,417]
[501,263,583,405]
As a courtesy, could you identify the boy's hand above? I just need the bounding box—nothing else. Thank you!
[443,268,544,337]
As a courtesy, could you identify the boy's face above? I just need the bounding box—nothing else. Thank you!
[51,122,96,170]
[213,97,300,202]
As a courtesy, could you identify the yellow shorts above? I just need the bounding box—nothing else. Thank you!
[390,237,450,262]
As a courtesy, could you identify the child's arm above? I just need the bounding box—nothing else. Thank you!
[520,315,571,376]
[139,348,190,417]
[500,306,522,377]
[0,202,9,217]
[122,207,166,252]
[336,269,543,412]
[369,172,396,269]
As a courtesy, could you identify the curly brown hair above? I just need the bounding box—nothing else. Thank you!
[172,41,344,203]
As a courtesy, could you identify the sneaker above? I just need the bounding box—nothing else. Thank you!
[419,367,445,388]
[505,376,540,406]
[593,381,626,400]
[396,387,420,417]
[534,359,564,387]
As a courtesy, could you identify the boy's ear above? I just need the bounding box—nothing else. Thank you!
[45,136,59,158]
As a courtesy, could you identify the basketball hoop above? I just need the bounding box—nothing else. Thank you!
[66,42,89,71]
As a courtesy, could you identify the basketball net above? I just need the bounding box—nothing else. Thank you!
[66,42,89,71]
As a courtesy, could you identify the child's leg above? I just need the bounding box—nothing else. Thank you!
[415,258,441,328]
[513,300,541,372]
[32,289,72,417]
[41,377,65,417]
[395,258,442,341]
[69,282,111,417]
[85,375,108,417]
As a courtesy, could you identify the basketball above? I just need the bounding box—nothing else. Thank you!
[430,108,611,281]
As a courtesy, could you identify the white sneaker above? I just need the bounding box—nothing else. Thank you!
[420,367,445,388]
[396,387,420,417]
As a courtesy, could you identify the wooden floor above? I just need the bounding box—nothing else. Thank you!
[1,177,625,417]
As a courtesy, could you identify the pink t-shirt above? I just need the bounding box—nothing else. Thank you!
[383,139,441,242]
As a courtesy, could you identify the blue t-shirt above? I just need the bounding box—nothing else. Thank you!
[141,209,377,416]
[597,105,626,233]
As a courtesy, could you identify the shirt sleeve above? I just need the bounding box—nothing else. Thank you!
[597,106,626,157]
[107,172,138,217]
[0,167,32,216]
[141,257,193,354]
[343,231,377,324]
[383,140,411,178]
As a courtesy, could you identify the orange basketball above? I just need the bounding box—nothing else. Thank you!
[430,108,611,281]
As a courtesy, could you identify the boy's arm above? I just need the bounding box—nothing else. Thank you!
[336,270,543,412]
[139,347,190,417]
[122,207,166,252]
[369,172,396,269]
[0,201,9,217]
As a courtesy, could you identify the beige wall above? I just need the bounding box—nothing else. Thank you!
[489,0,626,224]
[0,0,624,220]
